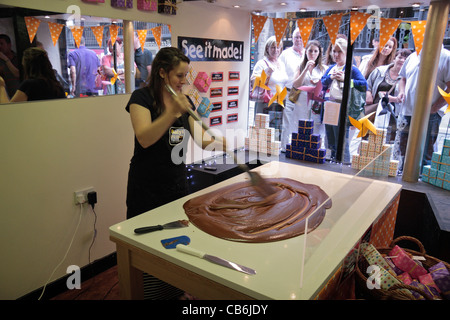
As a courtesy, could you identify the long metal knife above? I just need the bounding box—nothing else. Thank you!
[176,244,256,275]
[134,220,189,234]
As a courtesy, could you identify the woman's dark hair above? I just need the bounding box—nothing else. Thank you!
[22,47,64,97]
[147,47,190,115]
[299,40,324,73]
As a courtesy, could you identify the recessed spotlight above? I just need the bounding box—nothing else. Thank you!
[299,8,307,12]
[412,2,421,7]
[280,2,287,5]
[351,6,359,11]
[233,5,240,8]
[336,0,342,2]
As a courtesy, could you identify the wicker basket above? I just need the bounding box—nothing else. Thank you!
[355,236,450,300]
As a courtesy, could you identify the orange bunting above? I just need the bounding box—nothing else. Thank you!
[47,22,64,46]
[252,14,268,44]
[322,13,343,45]
[137,29,148,50]
[91,26,104,48]
[350,12,371,44]
[379,18,402,52]
[410,20,427,55]
[70,26,84,48]
[109,24,120,46]
[296,18,315,47]
[151,26,162,49]
[168,25,172,34]
[272,18,290,45]
[24,16,41,43]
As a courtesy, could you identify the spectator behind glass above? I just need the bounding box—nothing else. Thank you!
[0,34,20,99]
[280,40,326,151]
[0,47,65,103]
[134,33,153,89]
[363,49,412,162]
[321,38,367,163]
[250,36,288,140]
[359,37,398,79]
[68,37,100,97]
[102,37,125,95]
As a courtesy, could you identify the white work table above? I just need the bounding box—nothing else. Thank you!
[109,161,402,300]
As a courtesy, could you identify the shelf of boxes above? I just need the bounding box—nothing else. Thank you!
[422,138,450,190]
[351,128,399,177]
[285,119,326,164]
[245,113,281,156]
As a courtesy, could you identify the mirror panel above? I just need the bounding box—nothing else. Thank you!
[0,5,171,103]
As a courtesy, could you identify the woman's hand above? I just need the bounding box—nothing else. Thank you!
[164,88,190,119]
[306,60,315,72]
[331,70,345,82]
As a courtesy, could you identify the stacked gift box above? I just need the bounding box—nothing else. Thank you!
[422,139,450,190]
[361,242,450,300]
[285,119,326,164]
[351,128,399,176]
[245,113,281,156]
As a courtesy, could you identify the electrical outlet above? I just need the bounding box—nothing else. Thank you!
[74,187,95,205]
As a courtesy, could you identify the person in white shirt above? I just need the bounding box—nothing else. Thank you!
[396,45,450,172]
[250,36,288,140]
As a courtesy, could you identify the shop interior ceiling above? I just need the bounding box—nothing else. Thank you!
[182,0,432,12]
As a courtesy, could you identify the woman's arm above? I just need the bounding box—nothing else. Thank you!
[320,65,334,90]
[351,66,368,90]
[188,112,227,152]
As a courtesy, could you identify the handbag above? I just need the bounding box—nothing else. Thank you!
[250,86,272,103]
[288,87,301,103]
[348,83,366,120]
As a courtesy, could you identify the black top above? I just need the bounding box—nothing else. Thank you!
[18,78,65,101]
[125,87,194,219]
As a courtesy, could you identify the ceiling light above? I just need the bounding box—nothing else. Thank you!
[233,5,240,8]
[336,0,342,2]
[351,6,359,11]
[299,8,307,12]
[280,2,287,5]
[411,2,421,7]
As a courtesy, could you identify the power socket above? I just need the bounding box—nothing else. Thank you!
[74,187,95,205]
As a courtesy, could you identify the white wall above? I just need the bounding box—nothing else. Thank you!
[0,0,251,299]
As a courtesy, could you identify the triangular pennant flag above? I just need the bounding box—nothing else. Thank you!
[252,14,268,44]
[47,22,64,46]
[272,18,290,45]
[91,26,104,48]
[350,12,371,44]
[24,16,41,43]
[322,13,344,45]
[70,26,84,48]
[410,20,427,55]
[151,26,162,49]
[109,24,120,46]
[168,25,172,34]
[379,18,402,52]
[137,29,148,50]
[296,18,315,47]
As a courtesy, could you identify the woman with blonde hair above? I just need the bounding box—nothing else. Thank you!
[250,36,288,140]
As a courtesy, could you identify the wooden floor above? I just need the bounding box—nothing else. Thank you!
[51,265,121,300]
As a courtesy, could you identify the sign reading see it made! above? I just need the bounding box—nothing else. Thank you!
[178,36,244,62]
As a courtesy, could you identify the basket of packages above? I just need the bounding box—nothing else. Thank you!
[355,236,450,300]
